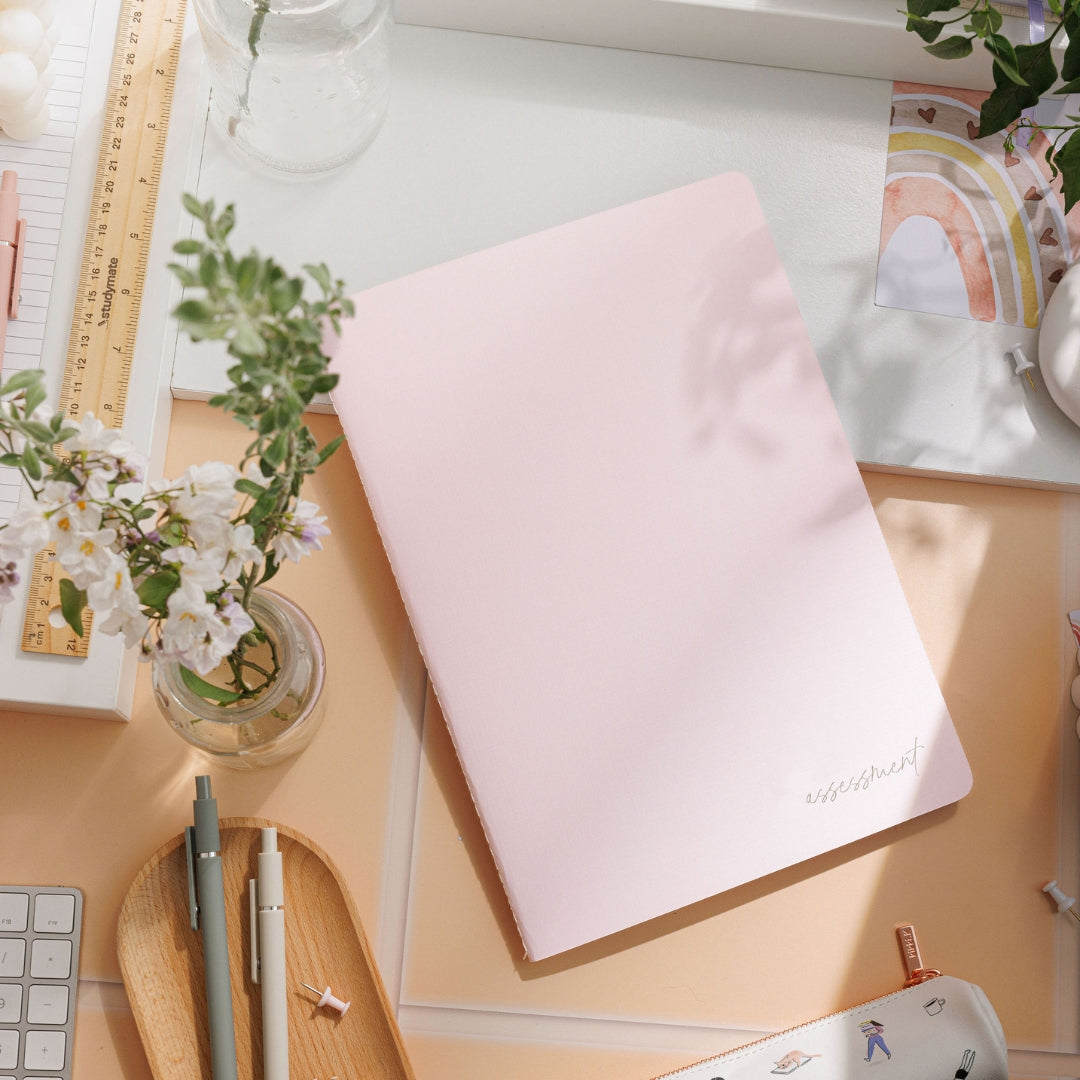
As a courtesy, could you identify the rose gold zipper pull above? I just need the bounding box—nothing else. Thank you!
[896,923,942,986]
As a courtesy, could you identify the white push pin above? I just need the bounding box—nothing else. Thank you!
[1043,880,1080,922]
[301,982,350,1016]
[1010,343,1037,391]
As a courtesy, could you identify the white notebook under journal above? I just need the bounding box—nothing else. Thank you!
[329,172,973,961]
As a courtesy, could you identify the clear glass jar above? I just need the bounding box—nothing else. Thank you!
[192,0,392,173]
[151,588,326,769]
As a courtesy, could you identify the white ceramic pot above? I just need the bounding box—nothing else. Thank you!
[1038,261,1080,427]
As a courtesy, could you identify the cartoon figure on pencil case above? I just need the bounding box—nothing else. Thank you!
[952,1049,976,1078]
[860,1019,891,1062]
[770,1048,821,1073]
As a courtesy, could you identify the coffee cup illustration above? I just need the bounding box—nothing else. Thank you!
[923,996,946,1016]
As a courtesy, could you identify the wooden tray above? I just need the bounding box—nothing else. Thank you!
[118,817,415,1080]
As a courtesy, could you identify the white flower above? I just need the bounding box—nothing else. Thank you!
[160,581,220,673]
[64,413,124,455]
[219,522,262,581]
[54,525,118,589]
[161,545,226,596]
[215,592,255,656]
[271,500,330,563]
[40,480,78,510]
[173,461,241,520]
[0,505,47,561]
[47,491,103,539]
[186,509,234,552]
[88,557,149,648]
[159,581,253,675]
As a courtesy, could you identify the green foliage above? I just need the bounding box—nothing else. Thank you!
[901,0,1080,211]
[165,196,352,697]
[59,579,86,638]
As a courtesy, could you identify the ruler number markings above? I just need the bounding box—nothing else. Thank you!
[21,0,187,657]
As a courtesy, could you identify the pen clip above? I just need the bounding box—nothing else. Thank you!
[249,878,261,985]
[184,825,199,932]
[8,216,24,319]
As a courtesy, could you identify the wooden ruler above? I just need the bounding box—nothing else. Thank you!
[20,0,187,657]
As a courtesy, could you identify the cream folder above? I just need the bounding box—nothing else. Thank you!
[330,173,973,961]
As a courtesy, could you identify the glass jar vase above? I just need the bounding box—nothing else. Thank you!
[191,0,392,173]
[151,588,326,768]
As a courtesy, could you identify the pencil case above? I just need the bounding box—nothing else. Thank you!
[653,926,1007,1080]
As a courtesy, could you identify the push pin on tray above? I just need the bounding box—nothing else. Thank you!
[1043,880,1080,923]
[1009,343,1038,391]
[301,982,351,1016]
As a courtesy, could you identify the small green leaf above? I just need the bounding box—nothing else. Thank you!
[181,192,208,219]
[174,299,215,324]
[969,6,1001,37]
[263,431,288,467]
[269,277,303,314]
[59,578,88,638]
[21,444,41,481]
[137,568,180,610]
[1054,129,1080,213]
[173,238,203,255]
[908,15,944,42]
[316,434,345,464]
[23,381,46,417]
[925,34,974,59]
[905,0,961,14]
[979,40,1059,136]
[199,251,221,287]
[235,477,268,498]
[0,368,45,397]
[167,262,200,288]
[179,664,244,704]
[19,420,53,443]
[1056,76,1080,94]
[236,255,260,295]
[230,319,267,357]
[247,488,279,526]
[0,452,20,467]
[304,263,332,292]
[310,373,338,394]
[1064,9,1080,80]
[984,34,1024,84]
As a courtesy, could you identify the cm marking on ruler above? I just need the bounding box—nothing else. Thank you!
[21,0,187,657]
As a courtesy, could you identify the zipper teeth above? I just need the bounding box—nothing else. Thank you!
[650,972,942,1080]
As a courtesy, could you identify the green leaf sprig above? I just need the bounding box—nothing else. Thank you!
[168,194,354,643]
[901,0,1080,211]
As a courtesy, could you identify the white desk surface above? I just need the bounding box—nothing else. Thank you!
[170,20,1080,490]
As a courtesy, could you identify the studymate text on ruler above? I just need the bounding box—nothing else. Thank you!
[0,21,94,528]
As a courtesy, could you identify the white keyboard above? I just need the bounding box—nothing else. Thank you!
[0,887,82,1080]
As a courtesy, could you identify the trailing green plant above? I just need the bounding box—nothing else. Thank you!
[902,0,1080,211]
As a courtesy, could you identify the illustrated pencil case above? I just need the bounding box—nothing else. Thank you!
[653,926,1007,1080]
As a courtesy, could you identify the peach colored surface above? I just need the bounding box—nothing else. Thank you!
[0,402,1074,1078]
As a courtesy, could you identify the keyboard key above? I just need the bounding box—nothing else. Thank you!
[0,886,80,1080]
[0,983,22,1022]
[24,1030,65,1071]
[0,940,25,977]
[29,939,71,980]
[27,984,68,1025]
[32,894,75,935]
[0,1029,17,1070]
[0,894,28,933]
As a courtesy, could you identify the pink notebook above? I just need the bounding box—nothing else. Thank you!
[330,173,972,961]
